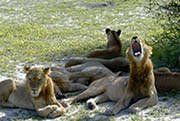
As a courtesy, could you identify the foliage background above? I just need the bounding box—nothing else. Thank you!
[148,0,180,68]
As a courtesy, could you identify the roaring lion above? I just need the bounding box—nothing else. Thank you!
[87,28,122,59]
[0,66,66,118]
[62,36,158,115]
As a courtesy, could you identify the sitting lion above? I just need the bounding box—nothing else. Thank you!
[0,66,66,118]
[62,36,158,115]
[87,28,122,59]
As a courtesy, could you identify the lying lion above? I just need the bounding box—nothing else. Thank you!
[65,54,180,93]
[65,56,129,72]
[0,66,66,118]
[62,36,158,115]
[66,62,115,85]
[49,67,87,94]
[155,70,180,92]
[87,28,122,59]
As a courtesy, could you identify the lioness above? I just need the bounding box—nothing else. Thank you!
[0,66,65,118]
[62,36,158,115]
[87,28,122,59]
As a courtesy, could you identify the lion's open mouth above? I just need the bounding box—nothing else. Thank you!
[132,41,141,57]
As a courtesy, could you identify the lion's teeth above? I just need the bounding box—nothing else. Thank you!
[135,52,138,56]
[135,52,141,56]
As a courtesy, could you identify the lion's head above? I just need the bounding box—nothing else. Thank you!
[106,28,121,39]
[126,36,152,63]
[24,66,51,97]
[105,28,121,49]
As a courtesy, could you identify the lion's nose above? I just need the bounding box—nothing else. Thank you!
[32,89,38,94]
[132,36,138,40]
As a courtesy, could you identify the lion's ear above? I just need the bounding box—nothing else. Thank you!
[43,67,51,75]
[117,29,121,36]
[105,28,111,34]
[145,44,152,56]
[24,65,31,73]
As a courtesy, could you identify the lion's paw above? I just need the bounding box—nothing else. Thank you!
[48,107,64,118]
[49,105,59,110]
[129,107,141,113]
[86,99,97,110]
[102,109,115,116]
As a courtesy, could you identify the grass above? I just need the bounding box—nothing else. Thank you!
[0,0,163,77]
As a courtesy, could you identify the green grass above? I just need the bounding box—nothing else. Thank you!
[0,0,164,77]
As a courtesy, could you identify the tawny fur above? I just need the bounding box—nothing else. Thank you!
[0,66,66,118]
[65,59,180,93]
[62,36,158,115]
[87,28,122,59]
[155,71,180,92]
[65,57,129,72]
[65,55,180,94]
[154,67,171,73]
[66,62,115,85]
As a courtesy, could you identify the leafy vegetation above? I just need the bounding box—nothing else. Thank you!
[148,0,180,68]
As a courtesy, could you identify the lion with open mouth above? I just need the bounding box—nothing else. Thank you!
[119,36,158,114]
[62,36,158,115]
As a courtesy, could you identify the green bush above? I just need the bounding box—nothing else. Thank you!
[148,0,180,68]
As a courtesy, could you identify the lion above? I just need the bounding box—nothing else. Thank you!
[49,62,115,88]
[62,36,158,115]
[49,67,87,94]
[155,70,180,92]
[65,57,129,72]
[87,28,122,59]
[66,62,115,85]
[65,59,180,93]
[0,66,66,118]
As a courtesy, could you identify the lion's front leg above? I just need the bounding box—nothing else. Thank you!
[48,105,65,118]
[129,94,158,113]
[36,105,58,118]
[36,105,65,118]
[104,91,133,115]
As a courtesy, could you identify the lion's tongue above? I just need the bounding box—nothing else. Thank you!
[133,42,141,56]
